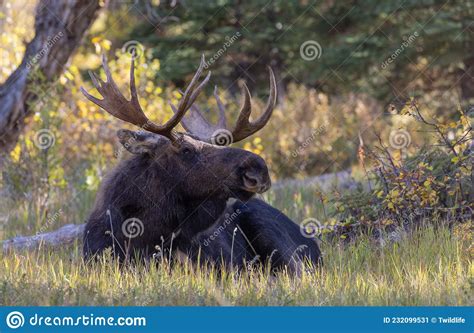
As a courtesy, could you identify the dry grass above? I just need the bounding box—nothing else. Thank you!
[0,225,471,306]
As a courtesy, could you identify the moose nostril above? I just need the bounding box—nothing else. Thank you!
[243,172,259,188]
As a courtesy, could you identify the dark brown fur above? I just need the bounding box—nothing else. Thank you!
[81,54,321,272]
[83,130,270,260]
[83,130,322,272]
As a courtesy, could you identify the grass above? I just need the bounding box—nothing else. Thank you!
[0,180,472,306]
[0,225,471,306]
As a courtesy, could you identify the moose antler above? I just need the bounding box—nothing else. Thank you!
[80,53,210,141]
[176,67,277,144]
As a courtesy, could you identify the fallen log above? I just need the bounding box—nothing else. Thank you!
[2,223,85,252]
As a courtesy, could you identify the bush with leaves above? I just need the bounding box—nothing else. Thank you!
[325,102,472,241]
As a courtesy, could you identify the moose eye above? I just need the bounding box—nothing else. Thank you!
[181,147,193,155]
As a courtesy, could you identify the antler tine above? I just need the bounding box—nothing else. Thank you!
[81,53,213,141]
[88,71,102,90]
[128,53,140,106]
[185,71,212,110]
[80,73,102,106]
[230,67,277,142]
[232,82,252,137]
[254,66,277,127]
[175,55,206,110]
[173,84,229,141]
[80,53,150,128]
[101,53,113,83]
[213,86,227,128]
[176,67,277,145]
[168,55,211,133]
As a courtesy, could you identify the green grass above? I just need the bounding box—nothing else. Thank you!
[0,225,471,306]
[0,181,472,306]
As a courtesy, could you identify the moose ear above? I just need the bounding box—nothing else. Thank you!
[117,129,162,155]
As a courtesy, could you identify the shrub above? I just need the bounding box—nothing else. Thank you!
[326,101,472,240]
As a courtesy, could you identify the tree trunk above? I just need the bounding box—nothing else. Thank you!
[460,10,474,104]
[2,223,85,252]
[0,0,100,157]
[460,55,474,102]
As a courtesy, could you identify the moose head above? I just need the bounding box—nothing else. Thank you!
[81,54,277,257]
[81,54,276,202]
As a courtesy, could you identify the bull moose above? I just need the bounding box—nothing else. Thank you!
[81,54,321,273]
